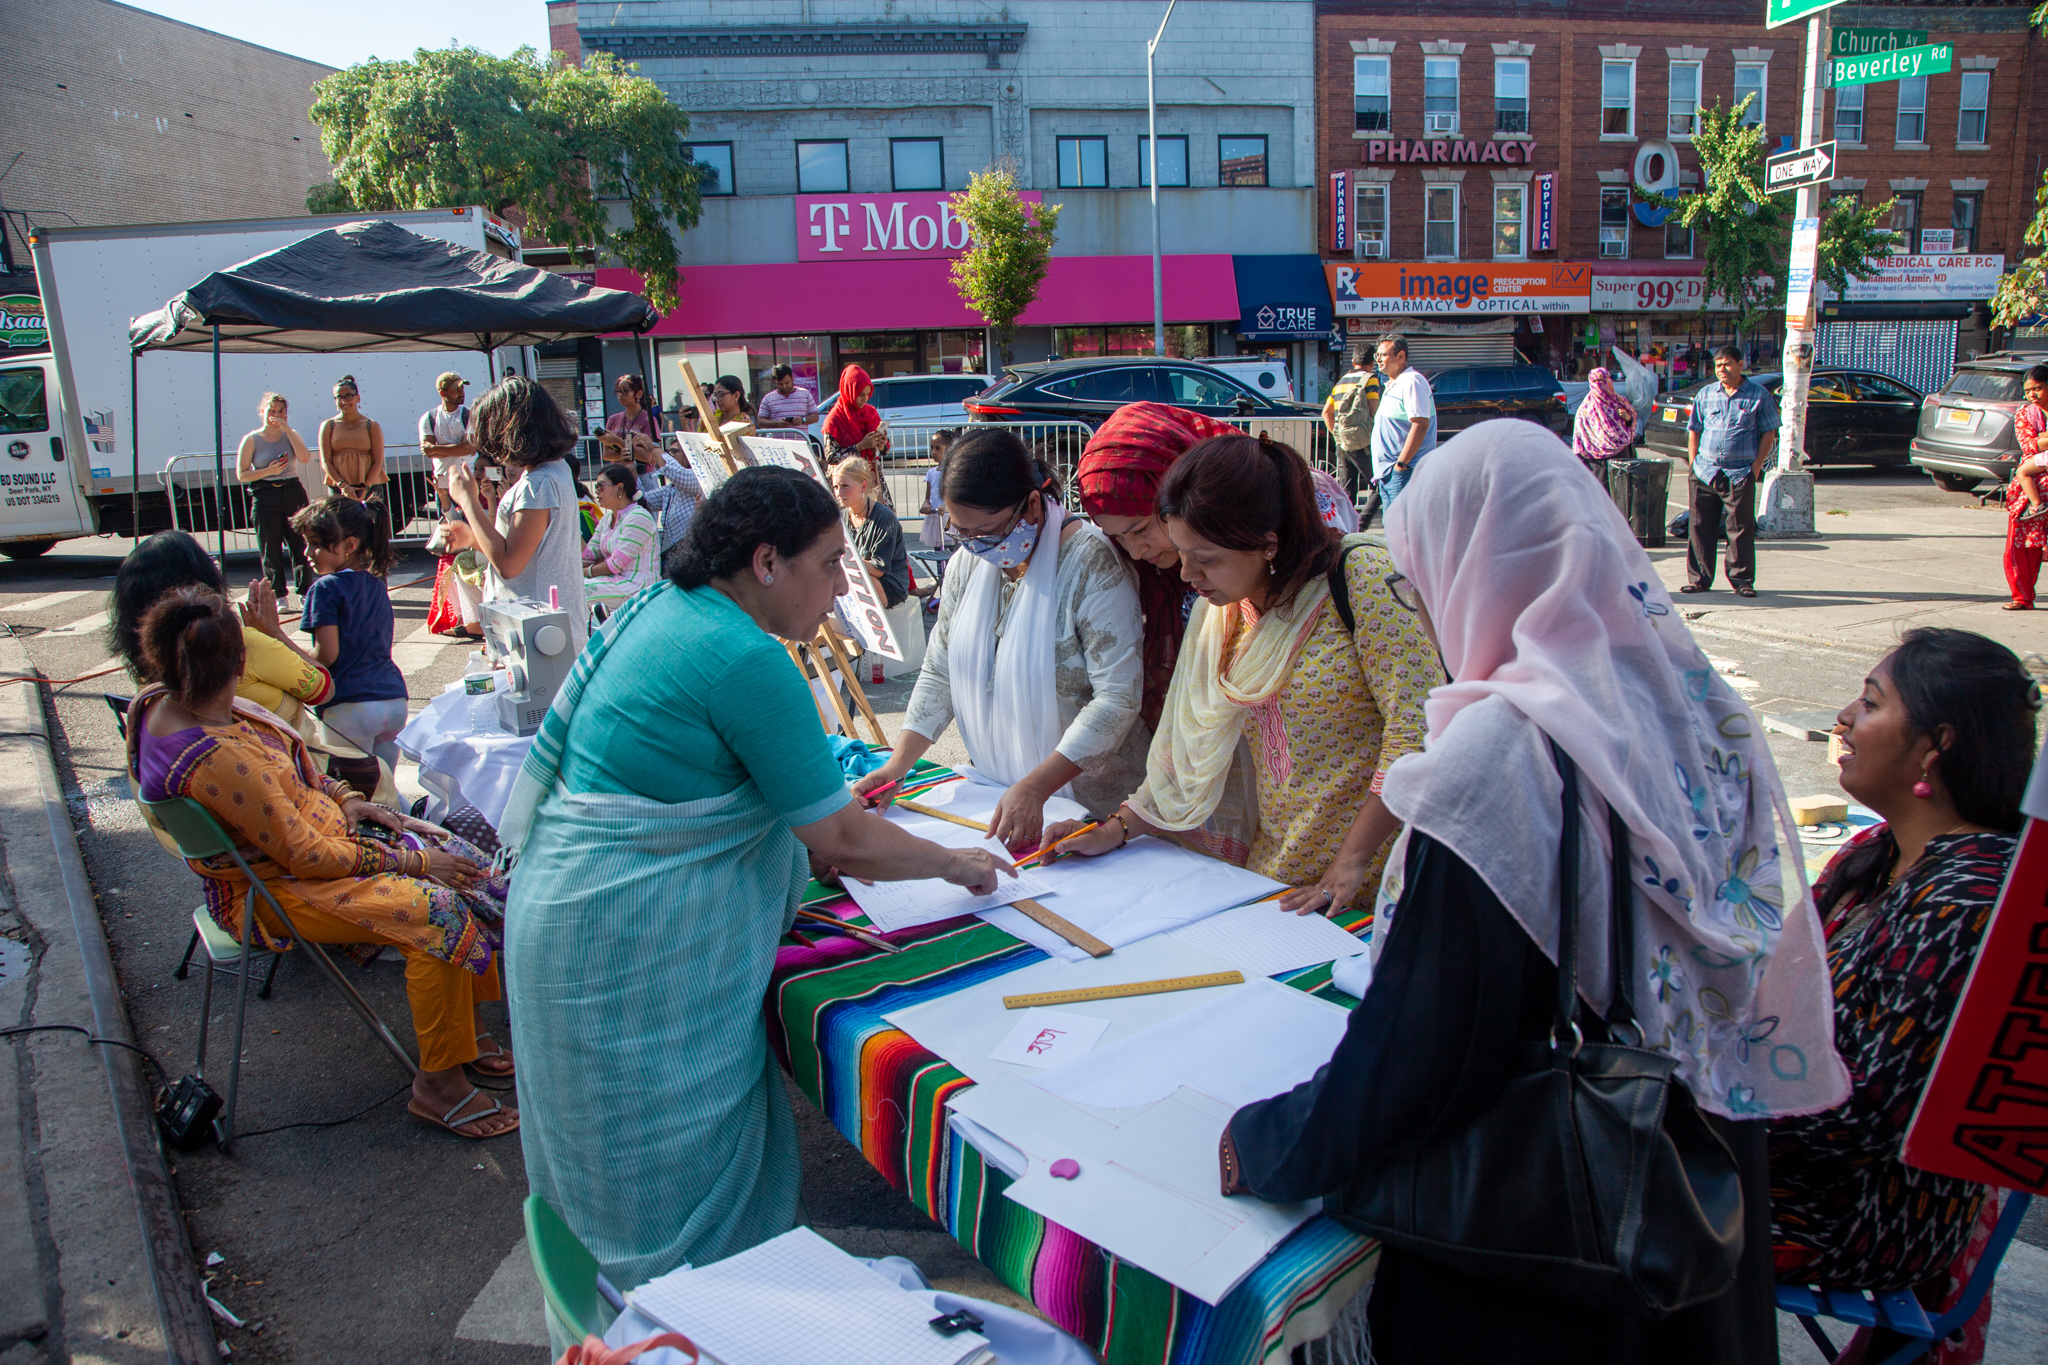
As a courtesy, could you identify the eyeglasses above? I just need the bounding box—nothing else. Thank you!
[1384,572,1420,614]
[956,495,1032,554]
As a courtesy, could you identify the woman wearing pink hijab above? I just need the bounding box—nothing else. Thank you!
[1217,419,1846,1363]
[1571,365,1638,474]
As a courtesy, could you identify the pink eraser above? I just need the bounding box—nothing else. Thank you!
[1049,1158,1080,1180]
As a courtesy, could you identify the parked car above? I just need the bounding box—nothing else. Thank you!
[1908,351,2048,493]
[1422,365,1570,438]
[806,372,990,457]
[1639,367,1923,469]
[963,356,1320,426]
[1206,356,1294,401]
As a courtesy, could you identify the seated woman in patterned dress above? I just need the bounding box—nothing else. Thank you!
[127,586,518,1140]
[1771,628,2039,1328]
[582,462,662,615]
[1038,433,1438,912]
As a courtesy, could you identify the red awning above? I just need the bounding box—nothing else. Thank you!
[597,254,1239,337]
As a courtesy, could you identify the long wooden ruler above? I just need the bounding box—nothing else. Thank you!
[892,798,988,832]
[1002,970,1245,1010]
[889,801,1114,956]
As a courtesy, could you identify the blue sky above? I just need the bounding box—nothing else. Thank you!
[121,0,553,69]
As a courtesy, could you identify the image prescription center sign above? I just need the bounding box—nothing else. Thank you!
[1324,262,1590,316]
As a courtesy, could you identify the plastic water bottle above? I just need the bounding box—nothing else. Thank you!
[464,671,497,732]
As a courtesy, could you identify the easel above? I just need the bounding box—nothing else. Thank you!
[674,359,889,749]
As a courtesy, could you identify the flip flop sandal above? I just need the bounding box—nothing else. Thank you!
[409,1086,518,1140]
[470,1034,515,1077]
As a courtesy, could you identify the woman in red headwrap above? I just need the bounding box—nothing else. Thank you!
[1077,403,1242,732]
[823,365,892,494]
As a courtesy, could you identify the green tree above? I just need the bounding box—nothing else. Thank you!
[1989,1,2047,328]
[1646,96,1894,332]
[307,46,703,311]
[949,161,1062,365]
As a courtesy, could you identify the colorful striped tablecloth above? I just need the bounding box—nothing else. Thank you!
[765,805,1380,1364]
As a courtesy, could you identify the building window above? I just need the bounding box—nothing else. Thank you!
[1219,135,1268,186]
[1734,62,1767,127]
[1896,75,1927,144]
[684,142,734,197]
[1664,198,1694,259]
[1354,56,1391,132]
[1424,57,1460,135]
[1493,183,1527,259]
[1953,193,1982,253]
[1354,182,1389,258]
[889,138,943,191]
[1888,191,1921,253]
[1055,136,1108,188]
[1668,61,1701,139]
[1599,186,1630,258]
[1495,58,1529,134]
[1425,183,1459,260]
[1602,60,1635,137]
[1829,189,1862,211]
[1834,84,1864,143]
[795,140,849,193]
[1957,71,1990,145]
[1139,135,1189,187]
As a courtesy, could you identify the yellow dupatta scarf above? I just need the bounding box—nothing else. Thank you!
[1131,534,1364,832]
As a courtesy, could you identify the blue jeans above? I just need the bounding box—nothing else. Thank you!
[1377,460,1418,507]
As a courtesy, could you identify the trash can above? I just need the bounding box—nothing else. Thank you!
[1605,458,1671,548]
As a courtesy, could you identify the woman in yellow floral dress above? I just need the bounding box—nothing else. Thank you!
[1045,434,1437,912]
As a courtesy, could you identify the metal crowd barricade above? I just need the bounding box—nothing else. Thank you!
[160,443,442,555]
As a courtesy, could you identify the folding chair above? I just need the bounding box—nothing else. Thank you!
[1776,1191,2032,1364]
[525,1193,626,1341]
[140,795,418,1150]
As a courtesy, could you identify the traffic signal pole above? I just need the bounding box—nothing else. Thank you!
[1759,10,1828,538]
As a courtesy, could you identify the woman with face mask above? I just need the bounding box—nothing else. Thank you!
[853,428,1146,852]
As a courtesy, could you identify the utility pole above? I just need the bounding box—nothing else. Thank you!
[1147,0,1179,357]
[1760,7,1830,538]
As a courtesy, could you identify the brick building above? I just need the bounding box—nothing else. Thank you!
[1314,0,2043,389]
[0,0,334,287]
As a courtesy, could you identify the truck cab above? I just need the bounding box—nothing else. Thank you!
[0,347,97,558]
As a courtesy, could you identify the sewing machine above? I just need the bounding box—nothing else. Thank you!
[480,597,575,737]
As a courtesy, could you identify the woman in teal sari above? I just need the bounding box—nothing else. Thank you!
[502,466,1011,1332]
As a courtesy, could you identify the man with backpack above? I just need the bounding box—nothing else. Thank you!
[1324,341,1383,510]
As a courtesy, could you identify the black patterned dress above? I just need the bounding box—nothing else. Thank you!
[1768,826,2012,1291]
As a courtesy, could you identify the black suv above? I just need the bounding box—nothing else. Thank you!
[1425,365,1570,437]
[964,357,1320,426]
[1908,351,2048,493]
[1639,368,1922,468]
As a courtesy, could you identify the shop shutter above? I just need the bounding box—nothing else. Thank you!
[536,357,580,379]
[1816,320,1957,396]
[1403,334,1518,371]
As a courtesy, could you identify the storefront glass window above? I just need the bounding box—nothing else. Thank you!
[923,331,988,374]
[1054,327,1104,359]
[1164,325,1212,359]
[1104,325,1154,356]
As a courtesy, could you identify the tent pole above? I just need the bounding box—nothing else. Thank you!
[129,350,140,544]
[212,324,226,564]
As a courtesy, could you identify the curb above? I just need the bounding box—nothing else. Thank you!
[0,631,214,1364]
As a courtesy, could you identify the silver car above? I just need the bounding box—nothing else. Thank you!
[807,373,992,459]
[1909,351,2048,493]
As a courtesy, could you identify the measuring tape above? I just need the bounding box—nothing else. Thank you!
[1002,971,1245,1010]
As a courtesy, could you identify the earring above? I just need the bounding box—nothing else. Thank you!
[1266,556,1276,576]
[1913,772,1934,798]
[764,573,774,585]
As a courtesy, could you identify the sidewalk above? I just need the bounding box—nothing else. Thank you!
[0,629,212,1365]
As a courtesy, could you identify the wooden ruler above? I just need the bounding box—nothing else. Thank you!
[1009,898,1113,958]
[1002,970,1245,1010]
[892,798,988,832]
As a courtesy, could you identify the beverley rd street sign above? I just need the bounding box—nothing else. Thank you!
[1766,0,1844,28]
[1830,41,1953,88]
[1765,141,1837,195]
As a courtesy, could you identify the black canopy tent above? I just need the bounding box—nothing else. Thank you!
[127,218,660,559]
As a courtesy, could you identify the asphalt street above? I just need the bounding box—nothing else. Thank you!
[6,462,2046,1360]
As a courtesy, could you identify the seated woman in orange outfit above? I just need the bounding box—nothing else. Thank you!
[127,586,517,1140]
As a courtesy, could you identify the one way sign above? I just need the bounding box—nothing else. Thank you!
[1764,141,1837,195]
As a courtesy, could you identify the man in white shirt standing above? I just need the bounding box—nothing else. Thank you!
[753,364,818,439]
[419,372,483,635]
[1369,333,1435,509]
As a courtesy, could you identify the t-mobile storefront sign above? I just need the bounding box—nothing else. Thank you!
[795,191,1043,263]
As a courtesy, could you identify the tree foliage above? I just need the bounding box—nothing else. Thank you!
[1646,97,1894,333]
[1989,1,2048,328]
[306,46,702,312]
[948,162,1062,362]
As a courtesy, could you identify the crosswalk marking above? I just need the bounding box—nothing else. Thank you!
[7,589,93,614]
[41,608,111,639]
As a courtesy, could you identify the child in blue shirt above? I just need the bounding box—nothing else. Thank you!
[291,497,408,783]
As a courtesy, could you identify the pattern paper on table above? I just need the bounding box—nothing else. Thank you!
[1167,901,1369,980]
[844,862,1051,933]
[990,1009,1111,1069]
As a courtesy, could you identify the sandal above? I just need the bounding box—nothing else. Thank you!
[2004,600,2034,611]
[408,1086,519,1140]
[470,1033,515,1077]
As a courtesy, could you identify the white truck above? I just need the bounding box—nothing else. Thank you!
[4,206,522,558]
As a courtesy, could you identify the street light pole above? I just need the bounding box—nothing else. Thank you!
[1761,10,1828,537]
[1147,0,1179,357]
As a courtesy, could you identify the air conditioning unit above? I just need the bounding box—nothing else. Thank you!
[1425,113,1458,134]
[1361,238,1387,259]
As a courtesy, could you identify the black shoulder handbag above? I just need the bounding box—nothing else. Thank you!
[1341,741,1746,1316]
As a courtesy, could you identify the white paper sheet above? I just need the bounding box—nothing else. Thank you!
[629,1225,991,1365]
[1031,977,1351,1111]
[883,935,1243,1088]
[978,838,1286,962]
[990,1009,1111,1069]
[1166,901,1370,980]
[947,1076,1318,1305]
[844,862,1052,933]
